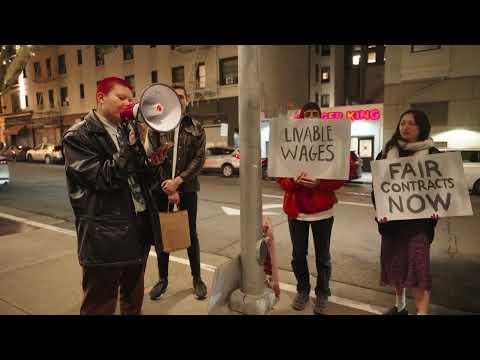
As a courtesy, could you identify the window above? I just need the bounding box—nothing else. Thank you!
[368,51,376,63]
[315,64,319,82]
[352,45,362,66]
[58,54,66,75]
[77,49,83,65]
[411,45,441,53]
[321,67,330,83]
[46,58,52,79]
[460,150,480,163]
[60,87,69,107]
[151,70,158,83]
[219,57,238,85]
[197,62,206,89]
[352,54,361,66]
[80,84,85,99]
[321,94,330,107]
[315,45,319,55]
[25,95,28,108]
[11,94,20,113]
[36,92,44,109]
[315,92,319,104]
[171,66,185,84]
[34,62,41,80]
[124,75,135,97]
[321,45,331,56]
[95,46,104,66]
[48,89,54,108]
[123,45,134,61]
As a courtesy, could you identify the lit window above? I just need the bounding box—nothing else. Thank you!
[321,67,330,83]
[368,51,376,63]
[352,55,361,65]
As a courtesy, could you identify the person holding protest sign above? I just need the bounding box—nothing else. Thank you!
[372,109,440,315]
[277,102,345,315]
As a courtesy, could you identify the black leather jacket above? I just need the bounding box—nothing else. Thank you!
[63,110,162,267]
[147,115,206,193]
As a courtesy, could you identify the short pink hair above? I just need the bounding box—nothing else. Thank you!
[96,76,133,96]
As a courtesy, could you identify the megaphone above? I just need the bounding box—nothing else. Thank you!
[126,83,182,133]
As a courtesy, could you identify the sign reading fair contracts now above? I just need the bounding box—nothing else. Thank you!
[268,116,351,179]
[372,152,473,221]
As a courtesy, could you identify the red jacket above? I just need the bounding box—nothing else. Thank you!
[277,178,345,219]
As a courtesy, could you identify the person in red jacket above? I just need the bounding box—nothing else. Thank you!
[278,102,345,315]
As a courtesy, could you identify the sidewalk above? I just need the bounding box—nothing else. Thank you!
[0,206,469,315]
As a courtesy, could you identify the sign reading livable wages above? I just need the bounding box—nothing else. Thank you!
[268,116,351,179]
[372,152,473,221]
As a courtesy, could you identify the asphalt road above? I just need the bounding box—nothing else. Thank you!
[1,161,479,312]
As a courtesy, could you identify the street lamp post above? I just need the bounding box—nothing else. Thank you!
[229,45,276,315]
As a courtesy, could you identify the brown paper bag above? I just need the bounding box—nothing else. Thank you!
[159,209,191,253]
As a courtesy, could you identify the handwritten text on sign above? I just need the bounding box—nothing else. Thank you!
[372,152,473,221]
[268,116,351,179]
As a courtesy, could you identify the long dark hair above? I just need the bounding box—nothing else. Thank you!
[383,109,431,155]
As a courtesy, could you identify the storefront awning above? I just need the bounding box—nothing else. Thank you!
[4,124,26,135]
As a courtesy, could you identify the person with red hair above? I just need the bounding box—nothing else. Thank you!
[62,76,162,315]
[277,102,344,315]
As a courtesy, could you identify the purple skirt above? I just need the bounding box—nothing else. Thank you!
[380,230,432,291]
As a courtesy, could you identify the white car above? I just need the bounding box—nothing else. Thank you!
[0,156,10,187]
[26,143,64,164]
[203,146,240,177]
[458,149,480,194]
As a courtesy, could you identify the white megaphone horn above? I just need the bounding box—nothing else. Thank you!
[128,83,182,133]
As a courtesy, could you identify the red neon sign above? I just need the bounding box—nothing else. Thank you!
[320,108,381,121]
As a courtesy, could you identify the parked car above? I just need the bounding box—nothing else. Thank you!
[26,143,64,164]
[0,156,9,188]
[456,149,480,194]
[0,145,32,162]
[203,146,240,177]
[349,151,363,180]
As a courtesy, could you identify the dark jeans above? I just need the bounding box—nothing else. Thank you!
[288,217,334,297]
[155,192,201,280]
[80,212,151,315]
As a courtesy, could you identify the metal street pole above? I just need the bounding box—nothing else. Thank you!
[229,45,276,315]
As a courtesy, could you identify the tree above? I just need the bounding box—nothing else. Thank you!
[0,45,118,95]
[0,45,38,95]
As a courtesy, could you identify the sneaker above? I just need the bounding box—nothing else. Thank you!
[193,277,207,300]
[383,306,408,315]
[291,292,310,311]
[149,278,168,300]
[313,296,328,315]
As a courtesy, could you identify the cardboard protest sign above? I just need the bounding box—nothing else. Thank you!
[268,115,351,179]
[372,152,473,221]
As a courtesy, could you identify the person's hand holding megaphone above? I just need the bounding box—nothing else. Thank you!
[119,103,137,146]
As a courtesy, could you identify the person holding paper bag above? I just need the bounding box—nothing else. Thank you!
[372,109,440,315]
[145,85,208,301]
[277,102,345,315]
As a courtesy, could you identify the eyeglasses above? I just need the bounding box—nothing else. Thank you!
[303,110,320,118]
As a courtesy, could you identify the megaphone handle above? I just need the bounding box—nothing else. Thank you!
[171,126,180,212]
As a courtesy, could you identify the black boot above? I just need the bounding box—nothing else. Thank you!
[150,278,168,300]
[193,277,207,300]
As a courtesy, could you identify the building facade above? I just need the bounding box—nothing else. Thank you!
[384,45,480,150]
[0,45,240,147]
